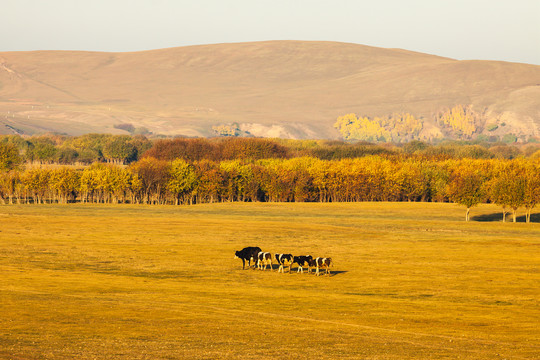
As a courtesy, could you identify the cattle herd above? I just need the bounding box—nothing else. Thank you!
[234,246,332,276]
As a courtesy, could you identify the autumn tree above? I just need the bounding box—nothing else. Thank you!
[218,138,289,160]
[334,113,391,142]
[437,105,480,138]
[21,168,51,204]
[50,168,81,204]
[80,166,99,203]
[490,171,514,222]
[193,160,223,203]
[522,163,540,223]
[130,158,171,204]
[167,159,197,205]
[446,163,487,221]
[143,138,218,162]
[0,171,21,204]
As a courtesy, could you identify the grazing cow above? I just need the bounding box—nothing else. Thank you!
[234,246,261,269]
[292,255,313,273]
[310,257,332,276]
[275,253,294,273]
[257,252,273,271]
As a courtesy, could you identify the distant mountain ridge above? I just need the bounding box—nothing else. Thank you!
[0,40,539,140]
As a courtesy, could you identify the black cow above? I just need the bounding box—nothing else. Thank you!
[257,252,273,271]
[275,253,294,273]
[309,257,332,276]
[292,255,313,273]
[234,246,262,269]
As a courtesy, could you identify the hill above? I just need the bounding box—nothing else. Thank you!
[1,41,539,140]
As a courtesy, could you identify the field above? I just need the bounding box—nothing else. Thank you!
[0,202,539,359]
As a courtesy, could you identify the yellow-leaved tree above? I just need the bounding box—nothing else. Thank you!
[437,105,479,138]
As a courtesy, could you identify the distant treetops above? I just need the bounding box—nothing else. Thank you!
[334,105,531,143]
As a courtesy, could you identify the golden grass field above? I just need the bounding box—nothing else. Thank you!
[0,202,539,359]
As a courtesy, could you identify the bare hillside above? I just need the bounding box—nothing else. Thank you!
[0,41,539,139]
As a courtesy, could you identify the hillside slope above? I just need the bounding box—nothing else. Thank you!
[1,41,539,139]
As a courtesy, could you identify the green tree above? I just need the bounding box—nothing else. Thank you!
[103,136,138,164]
[26,138,58,164]
[0,143,22,170]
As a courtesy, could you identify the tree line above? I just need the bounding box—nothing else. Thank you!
[1,134,539,169]
[0,155,538,222]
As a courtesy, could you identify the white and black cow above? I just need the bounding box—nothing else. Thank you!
[309,257,332,276]
[275,253,294,273]
[257,252,273,271]
[292,255,313,273]
[234,246,262,269]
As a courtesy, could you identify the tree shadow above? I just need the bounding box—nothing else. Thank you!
[472,212,540,223]
[472,213,504,222]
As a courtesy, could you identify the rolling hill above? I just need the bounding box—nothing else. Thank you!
[1,40,539,140]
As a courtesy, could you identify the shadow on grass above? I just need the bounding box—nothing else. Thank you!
[278,269,348,277]
[472,212,540,223]
[236,266,348,276]
[328,270,347,277]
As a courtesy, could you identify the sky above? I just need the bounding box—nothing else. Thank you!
[1,0,539,65]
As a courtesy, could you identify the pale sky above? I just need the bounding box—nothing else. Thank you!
[1,0,539,65]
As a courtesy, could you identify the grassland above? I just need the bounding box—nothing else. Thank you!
[0,202,539,359]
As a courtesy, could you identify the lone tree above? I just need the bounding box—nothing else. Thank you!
[447,166,486,221]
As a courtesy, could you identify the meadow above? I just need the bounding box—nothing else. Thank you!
[0,202,538,359]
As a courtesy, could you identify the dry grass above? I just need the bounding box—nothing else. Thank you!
[0,202,539,359]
